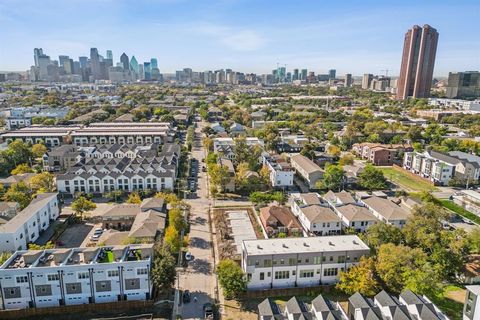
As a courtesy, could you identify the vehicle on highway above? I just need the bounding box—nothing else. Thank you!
[182,290,191,303]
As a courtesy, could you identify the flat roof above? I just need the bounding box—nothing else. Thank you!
[243,235,369,256]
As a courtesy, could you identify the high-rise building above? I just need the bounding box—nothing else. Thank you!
[106,50,113,61]
[120,53,129,71]
[345,73,353,87]
[300,69,308,81]
[362,74,373,89]
[58,55,70,67]
[144,62,151,80]
[293,69,299,81]
[396,24,439,100]
[78,56,88,69]
[328,69,336,79]
[90,48,101,80]
[150,58,158,69]
[33,48,43,67]
[130,56,139,76]
[445,71,480,99]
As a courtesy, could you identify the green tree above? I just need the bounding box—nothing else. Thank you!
[71,196,96,220]
[3,181,32,209]
[216,259,247,299]
[208,163,231,194]
[338,154,354,166]
[28,241,55,250]
[164,225,181,253]
[31,143,47,158]
[362,222,404,252]
[29,172,55,193]
[126,192,142,204]
[169,207,187,232]
[318,164,344,190]
[357,164,387,190]
[337,257,379,296]
[11,163,34,175]
[151,244,177,293]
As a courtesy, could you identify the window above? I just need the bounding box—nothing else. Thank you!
[338,256,345,263]
[300,270,314,278]
[274,271,289,279]
[137,268,148,275]
[47,274,59,281]
[314,257,322,264]
[288,258,296,266]
[78,272,89,279]
[263,259,272,267]
[107,270,119,277]
[260,272,264,280]
[16,276,28,283]
[323,268,338,277]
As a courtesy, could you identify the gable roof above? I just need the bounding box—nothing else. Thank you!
[362,196,410,221]
[300,205,340,224]
[260,206,302,230]
[335,204,377,222]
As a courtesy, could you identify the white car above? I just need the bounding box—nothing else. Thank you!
[185,252,193,261]
[90,234,101,241]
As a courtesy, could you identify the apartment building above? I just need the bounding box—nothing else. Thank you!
[261,153,294,188]
[290,193,341,236]
[70,122,174,146]
[352,142,412,166]
[464,285,480,320]
[360,196,410,228]
[1,125,82,147]
[242,235,370,290]
[290,154,324,189]
[0,193,59,252]
[0,244,153,310]
[403,150,480,185]
[6,106,69,130]
[56,144,179,195]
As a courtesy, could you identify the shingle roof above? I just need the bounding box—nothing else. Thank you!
[362,196,410,221]
[335,204,377,222]
[300,205,340,224]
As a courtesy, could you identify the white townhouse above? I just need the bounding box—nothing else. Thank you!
[213,137,264,161]
[0,245,153,310]
[0,193,59,252]
[1,125,82,148]
[262,153,294,188]
[242,235,370,290]
[403,151,455,185]
[290,193,341,236]
[360,196,410,228]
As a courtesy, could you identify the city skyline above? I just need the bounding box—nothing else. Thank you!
[1,0,479,75]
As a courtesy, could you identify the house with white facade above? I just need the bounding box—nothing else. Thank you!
[262,153,294,188]
[403,150,456,185]
[360,196,410,228]
[0,244,153,310]
[1,125,82,148]
[242,235,370,290]
[0,193,59,252]
[213,137,264,161]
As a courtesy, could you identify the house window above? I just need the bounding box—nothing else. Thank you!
[260,272,264,280]
[274,271,289,279]
[323,268,338,277]
[137,268,148,275]
[16,276,28,283]
[107,270,119,277]
[47,274,59,281]
[299,270,314,278]
[78,272,89,279]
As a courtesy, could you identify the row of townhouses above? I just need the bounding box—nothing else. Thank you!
[290,191,411,236]
[1,122,174,147]
[242,235,370,290]
[257,290,448,320]
[403,150,480,185]
[212,137,264,161]
[5,106,69,130]
[0,245,153,310]
[0,193,60,252]
[43,143,159,172]
[56,144,179,195]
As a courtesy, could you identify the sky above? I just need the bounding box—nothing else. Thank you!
[0,0,479,76]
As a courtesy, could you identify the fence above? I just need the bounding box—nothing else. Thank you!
[238,284,335,299]
[0,299,154,319]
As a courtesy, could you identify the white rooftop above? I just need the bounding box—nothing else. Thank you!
[243,235,369,256]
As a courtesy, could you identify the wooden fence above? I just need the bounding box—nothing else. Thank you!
[238,285,335,299]
[0,299,154,319]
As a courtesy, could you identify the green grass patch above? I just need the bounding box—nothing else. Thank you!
[378,167,438,192]
[439,200,480,224]
[428,285,465,320]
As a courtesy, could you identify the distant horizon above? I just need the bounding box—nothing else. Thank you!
[1,1,479,75]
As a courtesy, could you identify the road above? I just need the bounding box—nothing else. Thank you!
[177,122,216,319]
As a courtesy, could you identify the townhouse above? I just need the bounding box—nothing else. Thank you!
[348,290,448,320]
[0,244,153,310]
[1,125,82,147]
[217,157,236,192]
[242,235,370,290]
[324,191,377,232]
[70,122,174,146]
[0,193,59,252]
[212,137,264,161]
[464,285,480,320]
[6,106,69,130]
[360,196,410,228]
[290,193,341,236]
[261,153,294,188]
[352,142,413,166]
[403,150,480,185]
[56,144,179,195]
[290,154,324,189]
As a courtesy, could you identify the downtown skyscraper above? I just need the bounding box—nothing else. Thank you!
[396,24,439,100]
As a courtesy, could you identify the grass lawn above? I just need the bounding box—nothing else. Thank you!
[378,167,438,192]
[428,285,465,320]
[440,199,480,224]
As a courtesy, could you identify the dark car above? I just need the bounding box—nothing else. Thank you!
[182,290,191,303]
[203,302,213,318]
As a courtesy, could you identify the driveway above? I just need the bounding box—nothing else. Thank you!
[57,223,94,248]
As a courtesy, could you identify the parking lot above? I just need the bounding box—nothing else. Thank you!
[57,223,95,248]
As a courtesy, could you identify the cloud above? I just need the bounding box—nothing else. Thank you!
[193,22,266,51]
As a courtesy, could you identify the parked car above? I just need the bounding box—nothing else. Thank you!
[90,234,101,241]
[203,302,214,318]
[182,290,191,303]
[185,252,193,261]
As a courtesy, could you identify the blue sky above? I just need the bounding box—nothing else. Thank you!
[1,0,479,76]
